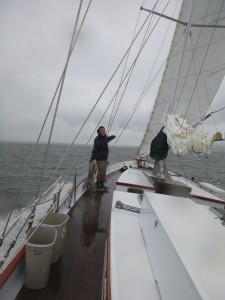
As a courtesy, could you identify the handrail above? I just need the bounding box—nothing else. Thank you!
[0,177,62,241]
[0,163,88,241]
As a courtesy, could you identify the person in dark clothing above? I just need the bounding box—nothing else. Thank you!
[150,127,170,178]
[90,126,115,191]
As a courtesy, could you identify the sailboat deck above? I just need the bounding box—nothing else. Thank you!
[110,191,161,300]
[16,171,121,300]
[116,167,155,192]
[172,176,225,205]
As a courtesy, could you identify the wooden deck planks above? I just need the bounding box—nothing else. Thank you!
[16,171,121,300]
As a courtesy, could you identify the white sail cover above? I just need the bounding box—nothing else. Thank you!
[164,114,215,155]
[138,0,225,157]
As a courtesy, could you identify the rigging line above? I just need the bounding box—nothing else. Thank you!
[35,0,85,200]
[0,176,61,240]
[173,0,212,116]
[113,3,180,150]
[107,8,142,133]
[111,60,167,150]
[33,0,93,200]
[193,42,204,132]
[111,0,174,134]
[136,0,180,106]
[112,106,140,149]
[193,45,214,132]
[2,54,74,239]
[109,1,167,131]
[182,0,225,122]
[107,0,161,134]
[218,150,225,184]
[206,106,225,115]
[0,71,67,240]
[0,214,30,266]
[0,207,32,239]
[189,29,225,130]
[169,0,196,114]
[107,11,142,133]
[87,23,161,153]
[77,2,172,160]
[174,3,222,133]
[113,49,175,147]
[137,6,185,154]
[112,93,156,151]
[61,106,121,188]
[177,22,208,133]
[0,0,88,239]
[74,58,166,166]
[33,0,93,203]
[38,12,154,194]
[108,0,172,134]
[108,13,154,133]
[110,60,154,146]
[60,84,138,190]
[189,28,219,132]
[36,0,88,199]
[139,38,185,131]
[111,73,158,148]
[194,106,225,129]
[61,108,121,190]
[110,65,160,148]
[62,66,151,185]
[35,0,93,201]
[64,48,156,184]
[58,121,105,190]
[61,88,130,190]
[175,155,189,185]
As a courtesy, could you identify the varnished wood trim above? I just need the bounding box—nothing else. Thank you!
[191,193,225,205]
[116,181,154,191]
[0,245,25,289]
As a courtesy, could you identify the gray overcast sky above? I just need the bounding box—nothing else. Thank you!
[0,0,224,146]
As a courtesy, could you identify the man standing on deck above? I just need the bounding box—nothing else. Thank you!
[150,126,170,178]
[90,126,115,191]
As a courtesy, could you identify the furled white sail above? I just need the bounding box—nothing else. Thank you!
[164,114,218,155]
[138,0,225,157]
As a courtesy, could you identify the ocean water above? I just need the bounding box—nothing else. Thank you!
[0,142,138,215]
[1,141,225,218]
[166,149,225,190]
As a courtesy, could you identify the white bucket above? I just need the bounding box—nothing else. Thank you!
[25,226,57,289]
[42,213,69,263]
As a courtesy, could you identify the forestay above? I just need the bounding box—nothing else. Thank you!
[138,0,225,157]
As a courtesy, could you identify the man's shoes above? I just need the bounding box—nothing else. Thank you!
[96,182,104,191]
[101,182,109,189]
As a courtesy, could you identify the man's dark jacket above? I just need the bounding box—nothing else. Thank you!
[91,135,115,161]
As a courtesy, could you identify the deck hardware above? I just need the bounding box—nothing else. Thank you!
[115,201,141,213]
[210,207,225,226]
[215,215,225,226]
[154,220,159,228]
